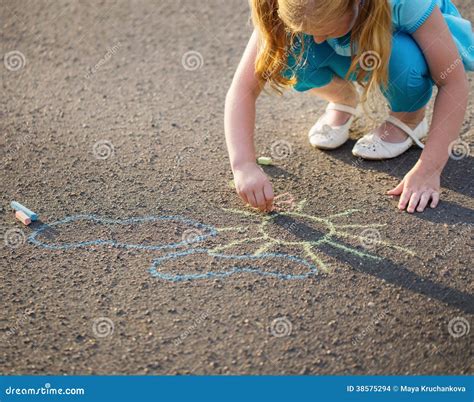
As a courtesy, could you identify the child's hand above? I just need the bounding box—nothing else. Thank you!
[233,162,274,212]
[387,160,440,213]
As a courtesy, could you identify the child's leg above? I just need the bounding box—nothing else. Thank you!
[309,76,358,126]
[376,32,434,142]
[376,108,427,142]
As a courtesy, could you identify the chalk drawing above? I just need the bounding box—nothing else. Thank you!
[29,214,217,250]
[28,200,415,282]
[200,199,415,273]
[149,249,318,281]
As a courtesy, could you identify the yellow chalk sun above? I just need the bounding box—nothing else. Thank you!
[209,199,414,272]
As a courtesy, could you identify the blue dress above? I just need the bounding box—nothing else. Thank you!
[326,0,473,71]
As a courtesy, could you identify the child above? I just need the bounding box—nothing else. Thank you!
[224,0,473,213]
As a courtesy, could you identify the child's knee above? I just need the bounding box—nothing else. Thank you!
[386,32,434,111]
[390,32,429,75]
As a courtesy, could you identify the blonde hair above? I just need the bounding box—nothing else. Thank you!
[250,0,392,103]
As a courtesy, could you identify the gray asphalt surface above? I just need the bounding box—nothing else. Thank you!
[1,0,473,374]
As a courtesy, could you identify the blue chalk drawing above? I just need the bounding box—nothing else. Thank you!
[28,201,415,282]
[28,213,318,281]
[149,248,318,282]
[29,214,217,250]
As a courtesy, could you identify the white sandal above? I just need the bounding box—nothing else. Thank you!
[308,102,361,150]
[352,115,428,160]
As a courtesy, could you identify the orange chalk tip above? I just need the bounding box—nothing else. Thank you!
[15,210,32,225]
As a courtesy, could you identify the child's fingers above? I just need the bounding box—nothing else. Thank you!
[246,191,258,208]
[406,192,421,213]
[387,180,404,195]
[416,192,432,212]
[398,188,412,210]
[239,191,250,206]
[430,192,440,208]
[254,190,267,211]
[263,183,274,212]
[236,186,249,205]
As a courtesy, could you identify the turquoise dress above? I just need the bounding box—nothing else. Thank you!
[327,0,473,71]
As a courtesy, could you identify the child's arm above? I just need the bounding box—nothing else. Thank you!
[388,7,470,213]
[225,29,274,212]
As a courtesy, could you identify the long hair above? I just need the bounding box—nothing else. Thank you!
[250,0,392,102]
[249,0,298,93]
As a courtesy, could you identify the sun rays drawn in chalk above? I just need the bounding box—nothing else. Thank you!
[28,201,415,282]
[189,199,415,275]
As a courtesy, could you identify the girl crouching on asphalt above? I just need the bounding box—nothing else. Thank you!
[224,0,473,213]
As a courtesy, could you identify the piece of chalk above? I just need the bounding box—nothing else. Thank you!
[257,156,273,166]
[15,210,32,225]
[10,201,38,221]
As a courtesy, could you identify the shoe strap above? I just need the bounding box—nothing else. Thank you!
[386,115,425,149]
[326,102,359,116]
